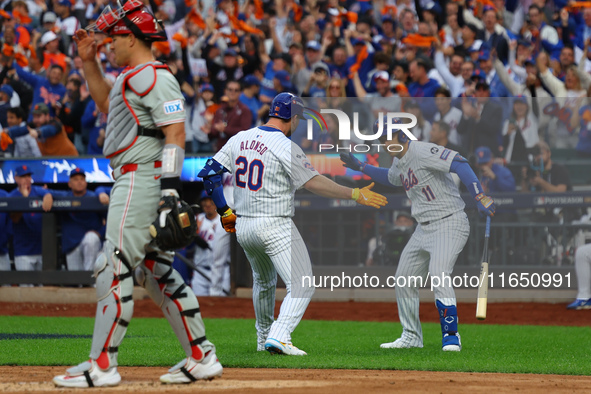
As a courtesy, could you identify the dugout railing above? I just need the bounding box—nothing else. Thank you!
[0,192,590,289]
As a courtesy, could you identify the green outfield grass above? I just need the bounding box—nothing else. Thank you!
[0,316,590,375]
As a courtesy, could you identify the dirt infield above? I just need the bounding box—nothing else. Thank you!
[1,367,591,394]
[0,297,587,326]
[2,297,590,393]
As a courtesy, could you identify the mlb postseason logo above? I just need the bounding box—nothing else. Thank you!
[304,109,418,153]
[29,200,43,208]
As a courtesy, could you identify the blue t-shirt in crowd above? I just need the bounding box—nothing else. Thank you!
[81,100,104,155]
[308,86,326,98]
[481,163,516,193]
[259,63,277,100]
[15,64,66,121]
[239,93,261,127]
[408,79,441,121]
[408,78,441,98]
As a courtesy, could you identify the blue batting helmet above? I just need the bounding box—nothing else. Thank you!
[269,92,304,120]
[374,116,409,143]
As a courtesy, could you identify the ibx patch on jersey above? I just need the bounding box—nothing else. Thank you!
[163,99,184,115]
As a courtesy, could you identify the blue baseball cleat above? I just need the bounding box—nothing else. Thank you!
[567,299,591,310]
[442,333,461,352]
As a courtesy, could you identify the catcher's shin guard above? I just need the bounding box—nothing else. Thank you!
[89,242,135,369]
[136,253,214,361]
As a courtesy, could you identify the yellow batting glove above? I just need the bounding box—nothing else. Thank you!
[220,208,237,233]
[352,182,388,209]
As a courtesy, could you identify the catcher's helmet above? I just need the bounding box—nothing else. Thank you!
[269,92,304,120]
[92,0,167,42]
[374,116,409,143]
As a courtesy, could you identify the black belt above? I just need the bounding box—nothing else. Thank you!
[420,213,453,226]
[138,125,165,139]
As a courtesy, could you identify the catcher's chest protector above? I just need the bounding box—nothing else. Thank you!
[103,62,164,158]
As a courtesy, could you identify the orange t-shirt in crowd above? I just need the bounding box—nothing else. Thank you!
[43,52,68,71]
[15,25,30,47]
[37,120,78,157]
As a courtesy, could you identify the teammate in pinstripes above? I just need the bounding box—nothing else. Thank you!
[210,173,234,297]
[191,191,231,296]
[567,243,591,310]
[199,92,388,356]
[53,1,221,387]
[341,116,495,352]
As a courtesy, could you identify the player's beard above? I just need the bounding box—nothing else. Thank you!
[288,117,300,137]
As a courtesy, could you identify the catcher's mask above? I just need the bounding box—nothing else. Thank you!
[88,0,167,42]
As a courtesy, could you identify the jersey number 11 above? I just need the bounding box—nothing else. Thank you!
[421,186,436,201]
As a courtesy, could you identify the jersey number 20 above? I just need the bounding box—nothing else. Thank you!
[235,156,264,191]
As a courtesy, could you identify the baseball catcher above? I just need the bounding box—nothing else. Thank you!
[53,0,222,387]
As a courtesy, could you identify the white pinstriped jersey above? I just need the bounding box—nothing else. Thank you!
[221,173,234,208]
[213,126,319,217]
[194,213,216,268]
[388,141,465,223]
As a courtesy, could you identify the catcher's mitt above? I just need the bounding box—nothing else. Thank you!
[149,196,199,251]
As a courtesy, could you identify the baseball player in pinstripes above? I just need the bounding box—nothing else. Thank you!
[53,1,221,388]
[190,188,231,296]
[199,92,388,355]
[209,174,234,297]
[567,243,591,309]
[341,116,495,352]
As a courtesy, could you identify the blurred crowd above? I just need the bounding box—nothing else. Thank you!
[0,0,587,163]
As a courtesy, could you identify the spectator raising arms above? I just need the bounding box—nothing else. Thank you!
[501,96,539,164]
[536,51,586,149]
[13,63,66,121]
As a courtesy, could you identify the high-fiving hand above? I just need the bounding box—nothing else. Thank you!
[352,182,388,209]
[220,208,237,233]
[340,152,366,172]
